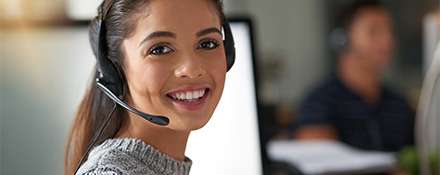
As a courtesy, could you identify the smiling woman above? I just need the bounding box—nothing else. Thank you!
[64,0,234,175]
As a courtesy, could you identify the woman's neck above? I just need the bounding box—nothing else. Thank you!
[115,113,190,161]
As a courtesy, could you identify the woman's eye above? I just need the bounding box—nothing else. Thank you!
[198,40,220,50]
[148,45,174,56]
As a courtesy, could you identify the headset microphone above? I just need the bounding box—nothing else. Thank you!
[96,81,170,126]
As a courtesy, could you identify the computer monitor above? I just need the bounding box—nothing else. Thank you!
[185,19,263,175]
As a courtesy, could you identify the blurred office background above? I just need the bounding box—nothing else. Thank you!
[1,0,439,174]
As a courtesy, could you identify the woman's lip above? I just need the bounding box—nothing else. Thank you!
[165,84,211,95]
[167,89,210,111]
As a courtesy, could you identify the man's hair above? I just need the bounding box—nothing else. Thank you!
[337,0,386,31]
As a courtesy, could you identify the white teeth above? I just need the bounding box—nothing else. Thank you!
[177,93,183,100]
[186,92,192,99]
[170,89,206,101]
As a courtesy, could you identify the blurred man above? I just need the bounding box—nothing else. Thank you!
[292,0,414,152]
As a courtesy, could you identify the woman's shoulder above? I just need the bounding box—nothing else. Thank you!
[77,166,124,175]
[75,138,150,175]
[75,138,192,175]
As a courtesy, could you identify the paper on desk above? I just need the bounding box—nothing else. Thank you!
[267,140,397,175]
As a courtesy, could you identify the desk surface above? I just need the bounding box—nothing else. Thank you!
[267,140,397,175]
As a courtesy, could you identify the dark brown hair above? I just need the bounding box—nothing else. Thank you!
[64,0,225,174]
[337,0,386,31]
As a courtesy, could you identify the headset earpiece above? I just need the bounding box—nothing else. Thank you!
[95,2,124,97]
[222,20,236,72]
[329,28,349,54]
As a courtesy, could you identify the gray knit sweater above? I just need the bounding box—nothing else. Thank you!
[76,138,192,175]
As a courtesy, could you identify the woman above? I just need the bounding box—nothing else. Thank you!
[64,0,233,174]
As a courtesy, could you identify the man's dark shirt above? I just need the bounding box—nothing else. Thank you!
[294,75,414,151]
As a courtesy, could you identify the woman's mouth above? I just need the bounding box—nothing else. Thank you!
[166,88,210,111]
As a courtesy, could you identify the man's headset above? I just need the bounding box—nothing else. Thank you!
[95,1,236,126]
[75,1,236,173]
[329,27,349,53]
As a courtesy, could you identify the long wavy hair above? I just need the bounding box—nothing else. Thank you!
[64,0,225,174]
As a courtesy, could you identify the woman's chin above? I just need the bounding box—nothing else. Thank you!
[170,112,212,131]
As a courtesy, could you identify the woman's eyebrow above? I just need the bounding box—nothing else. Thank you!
[138,28,221,47]
[196,27,222,37]
[139,31,176,47]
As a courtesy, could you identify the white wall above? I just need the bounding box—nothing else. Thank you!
[0,27,95,175]
[1,59,4,175]
[1,51,4,175]
[225,0,327,104]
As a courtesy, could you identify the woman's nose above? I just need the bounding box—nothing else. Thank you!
[174,54,206,79]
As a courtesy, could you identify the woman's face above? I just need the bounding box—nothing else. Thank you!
[122,0,226,131]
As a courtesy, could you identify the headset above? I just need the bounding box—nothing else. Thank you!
[95,1,236,126]
[329,27,349,53]
[74,1,236,173]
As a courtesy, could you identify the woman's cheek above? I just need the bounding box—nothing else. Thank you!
[211,60,227,97]
[143,65,170,94]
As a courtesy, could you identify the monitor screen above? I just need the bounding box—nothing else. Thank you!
[185,20,263,175]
